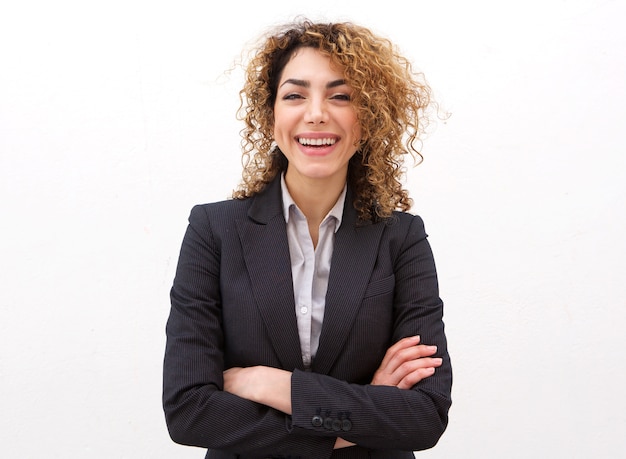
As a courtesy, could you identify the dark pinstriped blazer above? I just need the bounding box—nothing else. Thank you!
[163,176,452,459]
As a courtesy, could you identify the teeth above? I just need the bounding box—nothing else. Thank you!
[298,137,336,146]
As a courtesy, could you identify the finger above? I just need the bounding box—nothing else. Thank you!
[396,357,443,375]
[396,367,436,390]
[390,356,442,385]
[377,336,426,374]
[377,335,421,369]
[384,344,438,375]
[223,367,243,391]
[384,338,438,366]
[373,351,440,387]
[394,357,443,388]
[372,338,440,386]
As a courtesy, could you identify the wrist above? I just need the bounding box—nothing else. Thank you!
[257,367,292,414]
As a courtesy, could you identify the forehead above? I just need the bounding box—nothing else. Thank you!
[279,47,345,82]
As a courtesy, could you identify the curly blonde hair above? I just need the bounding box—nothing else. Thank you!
[233,19,436,222]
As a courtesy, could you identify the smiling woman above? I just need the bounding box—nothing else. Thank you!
[273,47,361,225]
[163,19,452,459]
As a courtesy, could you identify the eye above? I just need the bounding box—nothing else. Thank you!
[330,93,351,102]
[283,93,304,100]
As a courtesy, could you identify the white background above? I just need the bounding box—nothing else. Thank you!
[1,0,625,458]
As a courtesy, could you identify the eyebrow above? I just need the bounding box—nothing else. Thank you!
[279,78,347,89]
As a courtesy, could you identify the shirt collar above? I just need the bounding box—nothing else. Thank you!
[281,173,346,233]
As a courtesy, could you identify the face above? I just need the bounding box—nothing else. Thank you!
[273,47,361,188]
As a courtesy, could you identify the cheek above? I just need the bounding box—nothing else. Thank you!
[272,113,292,148]
[351,121,362,145]
[272,109,289,135]
[344,109,361,139]
[272,118,282,140]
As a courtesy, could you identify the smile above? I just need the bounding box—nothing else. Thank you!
[297,137,337,146]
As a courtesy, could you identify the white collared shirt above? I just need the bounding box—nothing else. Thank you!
[281,174,346,369]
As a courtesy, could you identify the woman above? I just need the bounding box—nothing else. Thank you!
[163,19,452,459]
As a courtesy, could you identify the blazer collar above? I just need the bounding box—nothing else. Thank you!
[237,177,304,370]
[247,176,284,224]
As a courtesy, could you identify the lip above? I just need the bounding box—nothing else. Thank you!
[296,140,337,157]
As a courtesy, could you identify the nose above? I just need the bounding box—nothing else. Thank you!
[304,97,328,124]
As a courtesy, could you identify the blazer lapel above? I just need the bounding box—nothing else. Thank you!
[236,178,305,371]
[313,201,385,375]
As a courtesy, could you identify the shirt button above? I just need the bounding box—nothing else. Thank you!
[300,306,308,314]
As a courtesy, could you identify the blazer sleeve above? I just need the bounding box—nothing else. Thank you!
[163,205,336,458]
[289,214,452,452]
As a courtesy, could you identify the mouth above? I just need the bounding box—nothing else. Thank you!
[297,137,338,147]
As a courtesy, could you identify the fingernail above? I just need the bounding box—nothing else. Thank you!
[429,345,437,352]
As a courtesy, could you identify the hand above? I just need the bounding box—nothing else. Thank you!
[334,437,356,449]
[371,335,442,389]
[223,366,292,414]
[225,368,357,450]
[223,366,258,401]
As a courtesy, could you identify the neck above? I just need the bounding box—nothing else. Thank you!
[284,173,346,226]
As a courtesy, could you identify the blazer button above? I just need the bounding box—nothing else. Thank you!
[311,415,323,427]
[332,419,342,431]
[341,419,353,431]
[323,417,334,430]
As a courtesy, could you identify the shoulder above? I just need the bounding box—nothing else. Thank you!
[371,211,430,260]
[187,177,283,229]
[383,211,427,238]
[190,197,251,219]
[375,211,435,268]
[178,198,257,252]
[186,197,253,235]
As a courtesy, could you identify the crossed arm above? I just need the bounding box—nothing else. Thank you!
[165,206,451,454]
[223,335,442,449]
